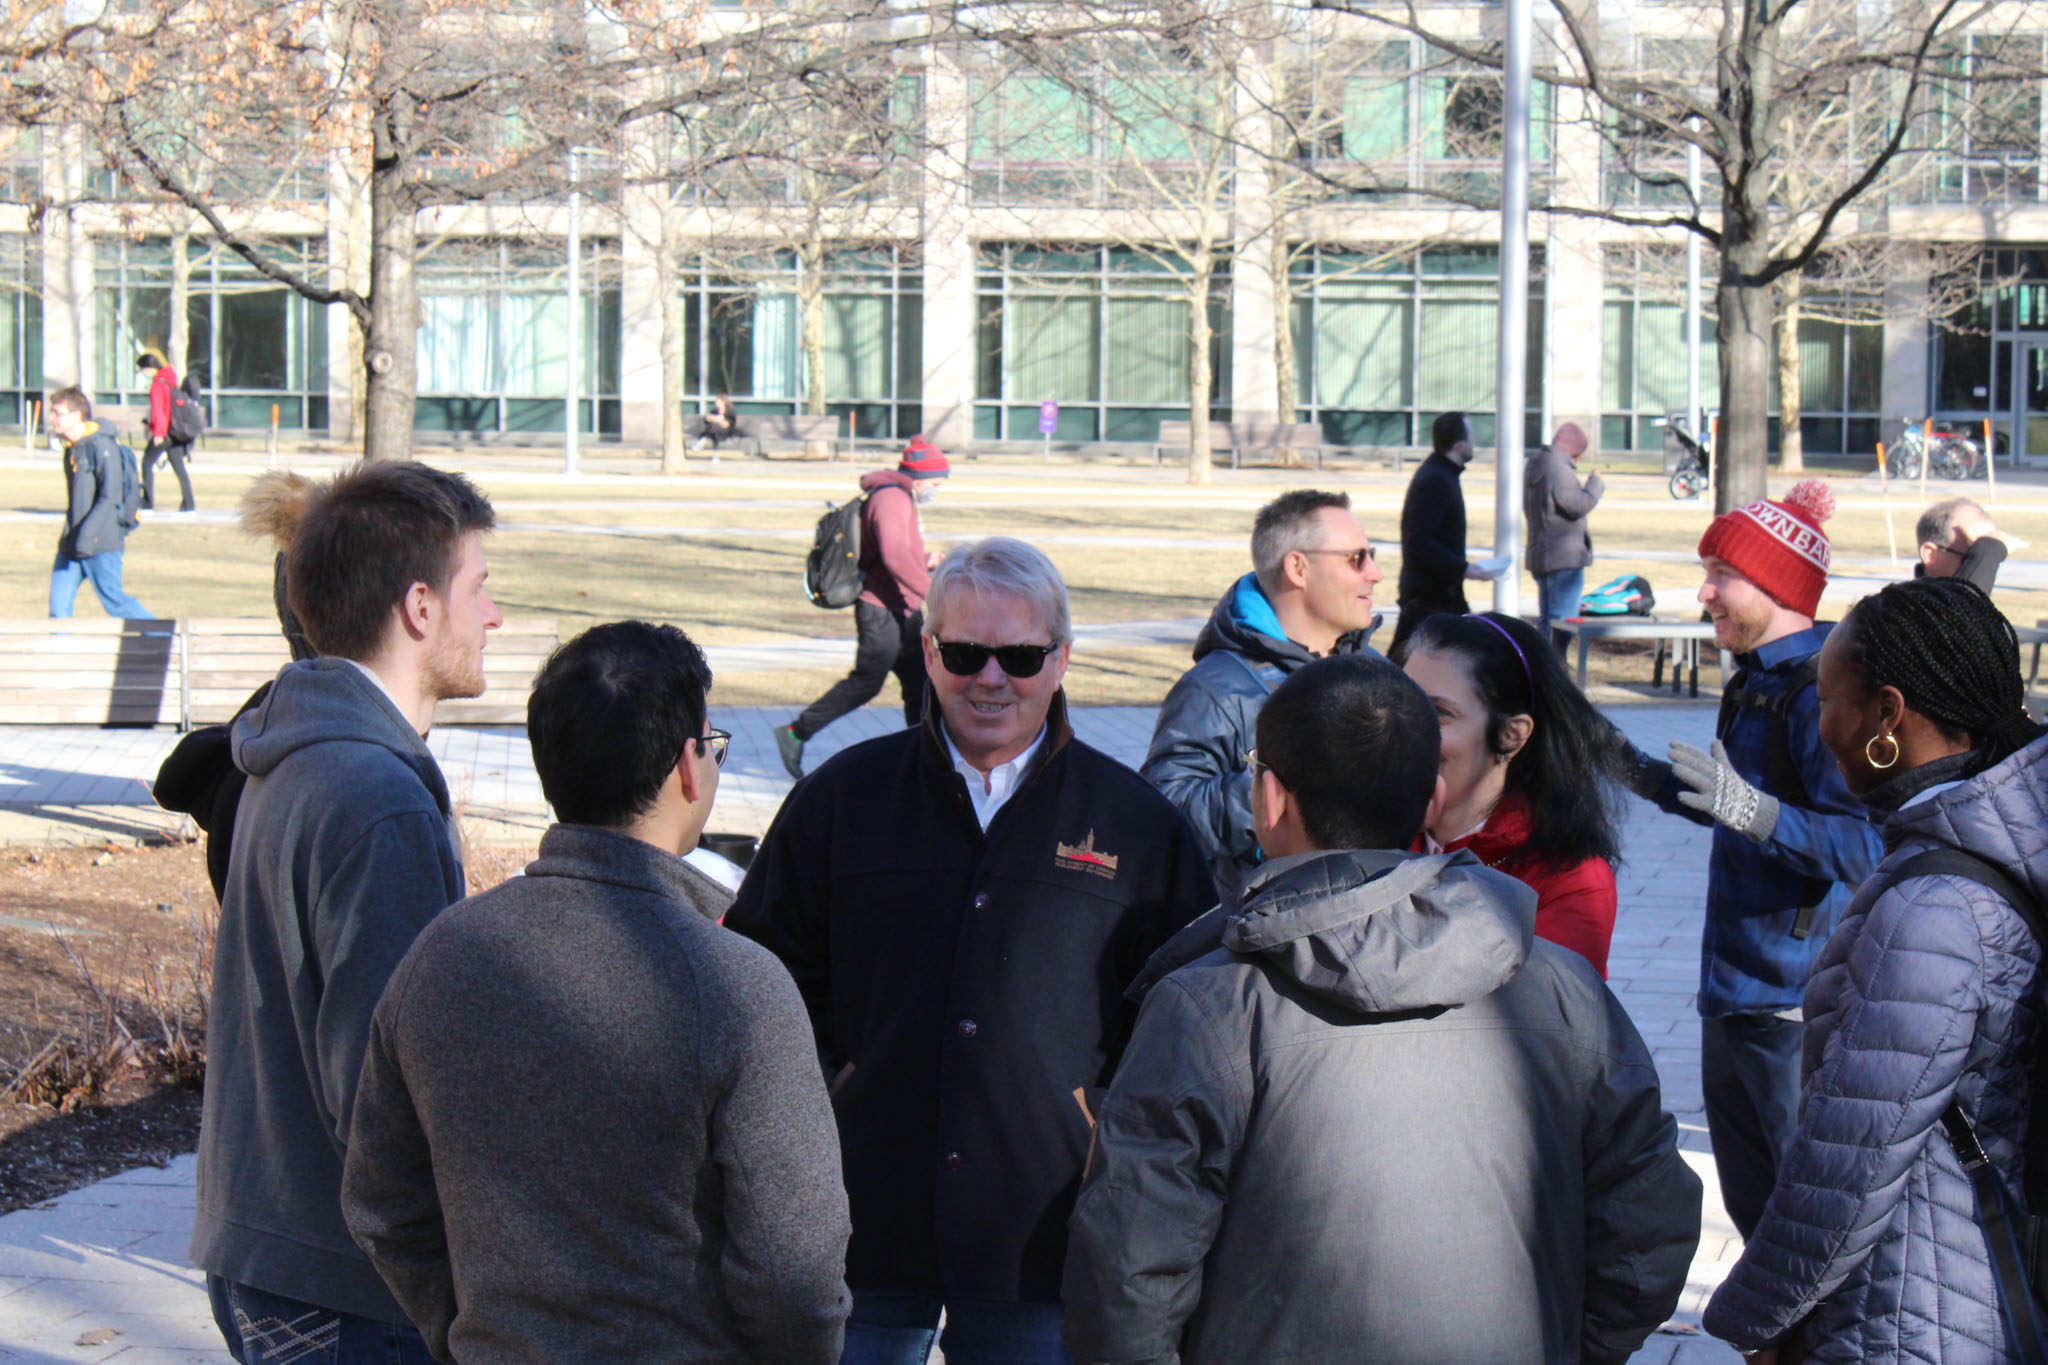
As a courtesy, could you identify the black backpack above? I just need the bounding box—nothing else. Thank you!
[112,440,143,532]
[167,371,205,444]
[804,494,867,609]
[1868,846,2048,1364]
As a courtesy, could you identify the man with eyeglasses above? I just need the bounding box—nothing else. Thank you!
[1144,489,1385,903]
[345,621,852,1364]
[729,537,1215,1365]
[1914,496,2010,592]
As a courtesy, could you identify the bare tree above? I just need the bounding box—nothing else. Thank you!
[1310,0,2037,511]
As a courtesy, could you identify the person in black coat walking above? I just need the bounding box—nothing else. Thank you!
[1391,411,1491,655]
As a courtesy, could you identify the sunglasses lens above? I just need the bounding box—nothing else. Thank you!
[937,642,991,676]
[993,646,1048,678]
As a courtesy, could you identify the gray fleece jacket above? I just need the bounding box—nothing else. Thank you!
[191,658,466,1322]
[1063,848,1701,1365]
[343,823,852,1365]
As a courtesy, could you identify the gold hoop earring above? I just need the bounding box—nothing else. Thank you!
[1865,732,1900,770]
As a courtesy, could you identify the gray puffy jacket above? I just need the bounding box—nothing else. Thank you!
[1704,737,2048,1363]
[1063,848,1701,1365]
[1524,443,1603,575]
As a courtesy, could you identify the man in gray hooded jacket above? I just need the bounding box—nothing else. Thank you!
[1064,654,1700,1365]
[192,460,499,1364]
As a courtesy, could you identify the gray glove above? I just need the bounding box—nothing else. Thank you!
[1670,739,1780,843]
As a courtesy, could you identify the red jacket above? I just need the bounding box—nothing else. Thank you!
[148,364,180,443]
[1421,791,1617,977]
[856,468,930,613]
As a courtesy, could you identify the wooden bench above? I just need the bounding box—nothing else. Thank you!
[738,413,844,459]
[181,618,561,727]
[0,619,180,725]
[1555,617,1732,699]
[1153,420,1237,467]
[1229,421,1326,470]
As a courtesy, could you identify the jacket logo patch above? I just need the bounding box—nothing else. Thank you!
[1056,829,1120,880]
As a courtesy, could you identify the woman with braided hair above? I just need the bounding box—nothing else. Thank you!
[1706,575,2048,1364]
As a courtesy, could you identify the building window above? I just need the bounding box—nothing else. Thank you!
[1602,39,1715,209]
[1934,248,2048,425]
[0,236,40,427]
[1291,244,1541,448]
[974,243,1230,442]
[1935,34,2045,204]
[1602,247,1718,451]
[95,237,328,430]
[679,246,922,440]
[415,240,621,436]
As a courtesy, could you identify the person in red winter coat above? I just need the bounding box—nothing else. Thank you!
[138,352,196,512]
[1398,610,1622,976]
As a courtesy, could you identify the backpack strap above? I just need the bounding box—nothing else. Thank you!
[1881,846,2048,1365]
[1717,656,1819,810]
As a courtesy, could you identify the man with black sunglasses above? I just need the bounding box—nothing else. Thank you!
[345,621,851,1363]
[1145,489,1385,903]
[729,537,1215,1365]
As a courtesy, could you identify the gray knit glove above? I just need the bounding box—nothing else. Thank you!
[1670,739,1780,842]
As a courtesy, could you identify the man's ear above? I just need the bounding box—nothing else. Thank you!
[1254,766,1287,836]
[1422,772,1447,834]
[398,580,435,640]
[1916,542,1939,571]
[674,743,704,806]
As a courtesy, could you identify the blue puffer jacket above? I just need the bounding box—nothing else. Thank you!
[1703,736,2048,1363]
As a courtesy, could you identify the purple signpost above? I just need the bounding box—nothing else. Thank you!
[1038,400,1058,462]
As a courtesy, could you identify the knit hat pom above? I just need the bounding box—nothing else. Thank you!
[1783,479,1835,525]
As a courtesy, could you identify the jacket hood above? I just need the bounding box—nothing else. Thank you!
[859,468,914,495]
[1190,573,1316,669]
[1884,732,2048,907]
[230,659,448,808]
[1138,847,1535,1014]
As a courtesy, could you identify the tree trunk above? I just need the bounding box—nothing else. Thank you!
[363,102,418,461]
[658,207,685,475]
[1273,249,1298,427]
[1187,251,1214,486]
[1716,263,1772,511]
[1775,273,1804,473]
[168,234,190,376]
[1713,0,1777,513]
[799,234,827,419]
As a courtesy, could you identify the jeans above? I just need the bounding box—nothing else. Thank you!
[840,1291,1072,1365]
[145,440,195,511]
[1701,1011,1804,1240]
[207,1276,437,1365]
[794,602,928,740]
[1535,566,1586,635]
[49,549,152,619]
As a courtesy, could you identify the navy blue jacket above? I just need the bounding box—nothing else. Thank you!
[726,694,1216,1303]
[1704,736,2048,1362]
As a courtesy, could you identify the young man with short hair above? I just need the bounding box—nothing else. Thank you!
[1144,488,1385,901]
[344,621,852,1364]
[730,537,1214,1365]
[1391,410,1495,655]
[1624,480,1884,1240]
[193,460,500,1364]
[46,386,151,619]
[1065,654,1700,1364]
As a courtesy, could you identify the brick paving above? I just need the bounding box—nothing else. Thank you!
[0,702,1741,1361]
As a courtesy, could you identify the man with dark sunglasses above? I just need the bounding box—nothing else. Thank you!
[1145,489,1385,903]
[729,537,1215,1365]
[345,621,851,1363]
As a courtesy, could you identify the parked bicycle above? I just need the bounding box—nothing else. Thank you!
[1885,421,1984,480]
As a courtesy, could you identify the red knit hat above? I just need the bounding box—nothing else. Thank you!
[899,436,950,480]
[1697,479,1836,618]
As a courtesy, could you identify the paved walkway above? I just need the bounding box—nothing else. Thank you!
[0,703,1739,1362]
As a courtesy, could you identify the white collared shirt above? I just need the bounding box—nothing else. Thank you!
[944,723,1048,829]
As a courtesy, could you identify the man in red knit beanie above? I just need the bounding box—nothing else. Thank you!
[1620,480,1883,1241]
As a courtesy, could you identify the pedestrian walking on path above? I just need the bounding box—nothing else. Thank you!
[1390,411,1494,656]
[1705,577,2048,1364]
[47,386,151,620]
[775,437,949,778]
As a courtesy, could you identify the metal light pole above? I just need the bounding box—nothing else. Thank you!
[1493,0,1531,616]
[564,147,581,477]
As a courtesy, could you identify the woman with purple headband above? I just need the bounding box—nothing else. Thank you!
[1397,610,1623,976]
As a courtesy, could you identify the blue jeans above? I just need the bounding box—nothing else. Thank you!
[1701,1012,1804,1241]
[1535,566,1585,635]
[49,549,151,619]
[208,1277,436,1365]
[841,1290,1072,1365]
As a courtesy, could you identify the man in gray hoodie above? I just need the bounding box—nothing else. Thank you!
[192,460,500,1364]
[1064,654,1700,1365]
[344,621,852,1363]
